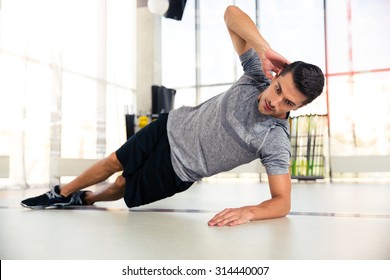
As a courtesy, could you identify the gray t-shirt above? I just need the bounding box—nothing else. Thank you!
[167,48,291,182]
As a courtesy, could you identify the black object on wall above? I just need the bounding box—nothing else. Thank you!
[125,114,135,139]
[152,85,176,115]
[125,85,176,139]
[164,0,187,21]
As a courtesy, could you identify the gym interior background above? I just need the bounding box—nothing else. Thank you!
[0,0,389,261]
[0,0,389,186]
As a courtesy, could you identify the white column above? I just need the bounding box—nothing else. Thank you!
[97,0,107,159]
[136,4,162,115]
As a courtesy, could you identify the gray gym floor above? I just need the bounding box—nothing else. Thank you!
[1,180,389,260]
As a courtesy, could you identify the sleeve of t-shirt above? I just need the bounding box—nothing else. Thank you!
[258,128,291,175]
[239,48,271,85]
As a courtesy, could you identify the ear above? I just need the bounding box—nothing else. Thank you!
[274,69,283,79]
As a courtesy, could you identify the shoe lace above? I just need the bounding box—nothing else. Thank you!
[46,188,62,199]
[70,192,82,205]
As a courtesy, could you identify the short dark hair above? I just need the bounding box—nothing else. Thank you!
[280,61,325,105]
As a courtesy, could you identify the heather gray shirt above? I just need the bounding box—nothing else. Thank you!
[167,49,291,182]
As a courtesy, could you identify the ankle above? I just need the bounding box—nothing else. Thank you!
[84,191,94,205]
[58,186,71,198]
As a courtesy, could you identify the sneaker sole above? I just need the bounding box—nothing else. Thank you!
[20,202,47,209]
[51,202,73,207]
[20,202,72,209]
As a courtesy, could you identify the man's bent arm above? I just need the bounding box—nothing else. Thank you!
[224,5,289,79]
[224,5,270,57]
[208,173,291,227]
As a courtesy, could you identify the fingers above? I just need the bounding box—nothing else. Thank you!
[263,61,289,80]
[208,208,231,226]
[265,71,274,81]
[262,48,290,80]
[262,60,273,80]
[208,208,251,227]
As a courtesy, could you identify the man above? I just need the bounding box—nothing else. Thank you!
[21,6,324,227]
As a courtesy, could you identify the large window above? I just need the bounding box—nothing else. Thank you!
[0,0,136,187]
[161,0,390,176]
[161,0,325,110]
[161,0,196,107]
[1,0,389,187]
[326,0,390,156]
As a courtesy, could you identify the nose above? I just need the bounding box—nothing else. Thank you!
[270,95,283,108]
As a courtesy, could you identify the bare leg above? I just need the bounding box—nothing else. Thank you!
[59,152,124,197]
[83,175,126,204]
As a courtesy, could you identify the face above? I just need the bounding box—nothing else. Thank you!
[257,72,307,119]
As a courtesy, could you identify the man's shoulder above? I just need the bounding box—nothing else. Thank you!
[239,49,271,86]
[260,121,290,148]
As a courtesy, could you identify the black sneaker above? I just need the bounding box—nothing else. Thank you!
[68,191,93,206]
[21,185,72,209]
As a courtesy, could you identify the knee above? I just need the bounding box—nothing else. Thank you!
[115,175,126,188]
[106,152,123,172]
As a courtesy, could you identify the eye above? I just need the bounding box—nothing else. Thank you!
[275,84,281,94]
[285,99,294,107]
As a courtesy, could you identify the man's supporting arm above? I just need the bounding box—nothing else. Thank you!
[208,173,291,227]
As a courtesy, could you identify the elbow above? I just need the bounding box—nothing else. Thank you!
[279,205,291,218]
[225,5,238,14]
[280,201,291,217]
[275,197,291,218]
[274,208,290,219]
[224,5,239,24]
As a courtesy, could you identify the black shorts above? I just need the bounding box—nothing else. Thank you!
[115,113,193,208]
